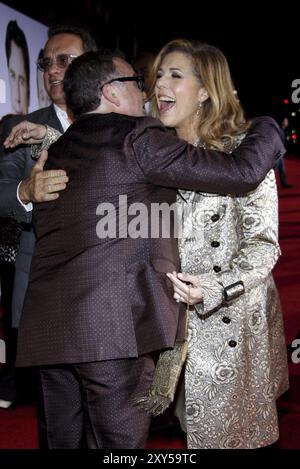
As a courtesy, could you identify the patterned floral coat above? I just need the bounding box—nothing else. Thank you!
[175,137,289,449]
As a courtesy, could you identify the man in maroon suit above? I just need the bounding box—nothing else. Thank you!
[16,51,285,448]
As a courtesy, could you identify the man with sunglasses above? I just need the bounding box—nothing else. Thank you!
[11,51,285,449]
[0,25,96,419]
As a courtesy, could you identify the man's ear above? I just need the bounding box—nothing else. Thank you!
[101,84,120,107]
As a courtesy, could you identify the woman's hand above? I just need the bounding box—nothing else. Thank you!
[3,121,47,148]
[166,271,203,305]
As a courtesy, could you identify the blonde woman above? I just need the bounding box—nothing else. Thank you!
[150,39,289,449]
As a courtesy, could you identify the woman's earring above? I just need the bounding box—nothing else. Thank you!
[196,101,202,117]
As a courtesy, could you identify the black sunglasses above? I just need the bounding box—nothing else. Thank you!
[37,54,78,72]
[100,76,145,92]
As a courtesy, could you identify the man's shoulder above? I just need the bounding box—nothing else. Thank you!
[69,113,165,138]
[3,106,55,127]
[109,114,166,138]
[116,114,164,129]
[1,105,59,142]
[74,112,163,127]
[27,105,64,133]
[26,105,55,124]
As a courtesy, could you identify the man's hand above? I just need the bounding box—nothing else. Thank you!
[3,121,47,148]
[18,150,69,204]
[166,271,203,305]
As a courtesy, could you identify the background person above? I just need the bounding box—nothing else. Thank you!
[132,50,156,94]
[274,116,293,188]
[36,49,51,109]
[0,114,22,409]
[0,25,96,434]
[132,50,156,115]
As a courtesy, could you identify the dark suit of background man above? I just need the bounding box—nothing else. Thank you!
[0,24,97,416]
[15,51,285,449]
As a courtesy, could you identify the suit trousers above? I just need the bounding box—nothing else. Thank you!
[0,261,37,404]
[0,261,17,401]
[38,355,155,449]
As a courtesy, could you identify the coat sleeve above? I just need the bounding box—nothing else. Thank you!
[0,126,61,223]
[31,126,62,159]
[195,169,280,316]
[0,145,32,223]
[129,116,285,195]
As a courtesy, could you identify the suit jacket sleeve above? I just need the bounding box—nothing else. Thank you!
[0,105,63,223]
[0,145,33,223]
[31,126,62,159]
[128,116,285,195]
[195,170,280,315]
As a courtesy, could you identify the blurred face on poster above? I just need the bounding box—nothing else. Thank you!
[8,39,29,114]
[5,20,30,115]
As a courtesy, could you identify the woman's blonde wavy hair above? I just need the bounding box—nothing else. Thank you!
[149,39,251,151]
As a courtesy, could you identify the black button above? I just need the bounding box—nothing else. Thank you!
[211,241,220,248]
[228,340,237,347]
[222,316,231,324]
[211,214,220,222]
[213,265,221,272]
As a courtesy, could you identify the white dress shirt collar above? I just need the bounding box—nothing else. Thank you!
[53,104,71,132]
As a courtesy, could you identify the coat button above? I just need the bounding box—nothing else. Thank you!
[228,340,237,347]
[213,265,221,272]
[211,214,220,222]
[211,241,220,248]
[222,316,231,324]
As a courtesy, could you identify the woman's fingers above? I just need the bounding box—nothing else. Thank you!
[166,273,189,294]
[167,272,203,305]
[167,273,190,303]
[177,272,200,288]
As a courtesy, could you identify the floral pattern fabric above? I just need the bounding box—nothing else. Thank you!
[175,136,289,449]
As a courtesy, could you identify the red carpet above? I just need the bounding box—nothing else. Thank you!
[273,154,300,449]
[0,156,299,449]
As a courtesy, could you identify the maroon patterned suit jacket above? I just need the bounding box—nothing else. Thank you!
[16,113,284,366]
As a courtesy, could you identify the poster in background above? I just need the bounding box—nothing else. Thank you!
[0,1,49,118]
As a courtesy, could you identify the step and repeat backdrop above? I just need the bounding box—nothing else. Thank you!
[0,1,50,118]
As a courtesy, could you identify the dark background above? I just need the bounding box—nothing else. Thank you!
[2,0,299,123]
